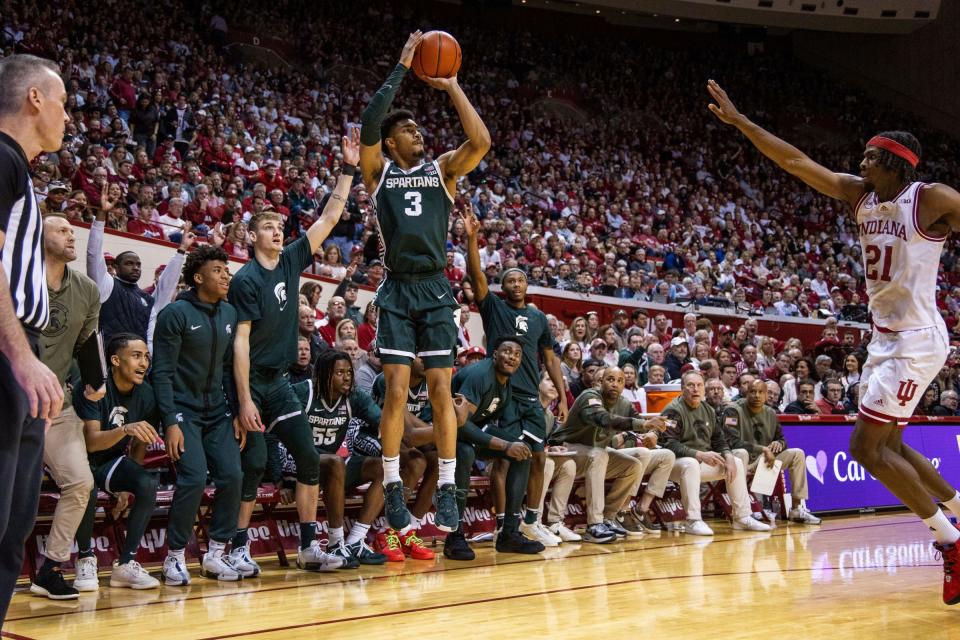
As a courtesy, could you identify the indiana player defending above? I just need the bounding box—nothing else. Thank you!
[708,79,960,604]
[359,31,491,533]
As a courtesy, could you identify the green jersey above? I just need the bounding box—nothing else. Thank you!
[374,160,453,275]
[74,375,160,467]
[451,359,511,428]
[477,292,554,399]
[293,380,381,454]
[228,235,312,371]
[371,372,432,423]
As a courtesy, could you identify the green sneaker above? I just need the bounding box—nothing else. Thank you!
[329,540,360,569]
[432,483,459,533]
[384,481,412,530]
[346,539,387,565]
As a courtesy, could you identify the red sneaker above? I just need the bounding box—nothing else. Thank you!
[400,529,435,560]
[934,540,960,605]
[376,529,405,563]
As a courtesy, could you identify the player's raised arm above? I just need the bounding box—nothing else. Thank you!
[707,79,864,207]
[429,75,491,187]
[359,31,423,192]
[461,202,488,302]
[306,128,359,254]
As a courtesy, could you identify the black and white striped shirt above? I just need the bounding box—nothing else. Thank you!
[0,131,48,331]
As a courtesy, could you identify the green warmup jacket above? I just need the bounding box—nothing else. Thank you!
[151,289,238,429]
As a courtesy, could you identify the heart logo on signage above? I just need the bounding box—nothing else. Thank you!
[806,450,828,484]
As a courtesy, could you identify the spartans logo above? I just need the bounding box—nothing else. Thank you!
[44,302,69,338]
[226,323,233,334]
[487,398,500,414]
[274,283,288,310]
[109,406,129,429]
[514,315,528,335]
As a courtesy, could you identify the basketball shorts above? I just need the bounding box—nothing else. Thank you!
[374,272,458,369]
[858,324,949,426]
[497,395,547,453]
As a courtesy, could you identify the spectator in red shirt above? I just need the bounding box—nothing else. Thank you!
[234,146,260,183]
[444,251,464,285]
[357,301,377,352]
[317,296,347,345]
[127,205,164,240]
[815,379,845,415]
[184,184,223,233]
[258,163,286,193]
[109,66,137,119]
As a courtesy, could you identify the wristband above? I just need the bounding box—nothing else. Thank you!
[341,165,357,177]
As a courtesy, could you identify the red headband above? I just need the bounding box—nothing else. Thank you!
[867,136,919,168]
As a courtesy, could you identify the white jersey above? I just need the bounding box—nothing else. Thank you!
[855,181,946,332]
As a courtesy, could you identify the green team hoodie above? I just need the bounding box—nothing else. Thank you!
[152,289,238,429]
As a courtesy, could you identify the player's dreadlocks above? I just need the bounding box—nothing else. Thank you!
[313,349,354,401]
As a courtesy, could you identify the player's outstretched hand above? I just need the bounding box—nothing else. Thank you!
[707,79,744,126]
[460,202,480,238]
[400,30,424,68]
[342,127,360,168]
[422,75,458,92]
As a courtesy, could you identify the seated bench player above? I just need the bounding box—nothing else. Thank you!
[445,337,545,559]
[547,367,665,543]
[66,334,161,592]
[270,350,388,567]
[721,379,821,525]
[660,371,771,536]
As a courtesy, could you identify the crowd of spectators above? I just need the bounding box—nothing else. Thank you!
[7,0,960,411]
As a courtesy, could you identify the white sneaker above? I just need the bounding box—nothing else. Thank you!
[201,551,241,581]
[549,521,582,542]
[468,531,495,543]
[297,540,345,572]
[73,556,99,592]
[228,545,261,577]
[684,519,715,536]
[733,516,772,532]
[110,560,160,589]
[162,555,191,586]
[537,522,563,545]
[519,521,559,547]
[789,506,822,525]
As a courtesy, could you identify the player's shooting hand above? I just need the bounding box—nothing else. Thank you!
[234,417,247,451]
[707,79,745,127]
[460,202,481,237]
[422,75,459,92]
[166,424,185,462]
[399,30,424,68]
[341,127,360,167]
[239,399,265,432]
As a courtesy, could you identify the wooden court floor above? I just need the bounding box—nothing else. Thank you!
[4,513,959,639]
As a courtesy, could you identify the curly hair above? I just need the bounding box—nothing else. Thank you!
[183,244,229,288]
[872,130,921,182]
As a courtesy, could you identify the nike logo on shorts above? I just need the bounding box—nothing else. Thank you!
[437,293,446,300]
[191,325,201,330]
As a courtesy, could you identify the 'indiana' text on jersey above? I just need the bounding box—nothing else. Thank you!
[374,160,454,276]
[856,181,945,332]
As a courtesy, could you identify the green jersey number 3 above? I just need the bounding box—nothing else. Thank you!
[404,191,423,216]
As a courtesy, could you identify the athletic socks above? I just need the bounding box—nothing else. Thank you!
[39,557,60,575]
[167,548,186,563]
[300,522,318,550]
[347,523,371,546]
[502,512,520,534]
[208,540,226,558]
[438,457,456,487]
[923,509,960,544]
[496,513,505,530]
[943,491,960,516]
[382,455,401,486]
[328,526,344,546]
[523,508,539,525]
[232,528,249,549]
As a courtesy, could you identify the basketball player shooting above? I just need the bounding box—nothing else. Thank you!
[707,79,960,605]
[358,31,491,533]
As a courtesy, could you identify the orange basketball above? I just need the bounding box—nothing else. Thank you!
[412,31,462,81]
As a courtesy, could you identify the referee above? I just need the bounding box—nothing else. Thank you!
[0,55,70,625]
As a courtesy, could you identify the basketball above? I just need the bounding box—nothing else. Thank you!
[412,30,462,80]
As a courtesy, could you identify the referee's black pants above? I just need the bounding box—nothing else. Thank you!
[0,337,46,626]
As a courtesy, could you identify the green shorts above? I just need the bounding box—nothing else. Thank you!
[345,454,374,490]
[374,272,458,369]
[499,395,547,453]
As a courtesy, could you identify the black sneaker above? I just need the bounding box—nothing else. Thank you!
[495,530,545,554]
[384,481,411,530]
[31,568,80,600]
[443,528,476,561]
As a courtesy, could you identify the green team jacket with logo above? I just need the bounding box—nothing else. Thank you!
[549,388,644,448]
[660,396,732,459]
[152,289,239,429]
[293,380,381,454]
[721,398,786,462]
[374,160,453,276]
[371,372,433,423]
[451,359,512,447]
[228,236,312,371]
[74,375,160,467]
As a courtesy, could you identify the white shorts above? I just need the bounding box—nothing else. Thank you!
[858,324,949,425]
